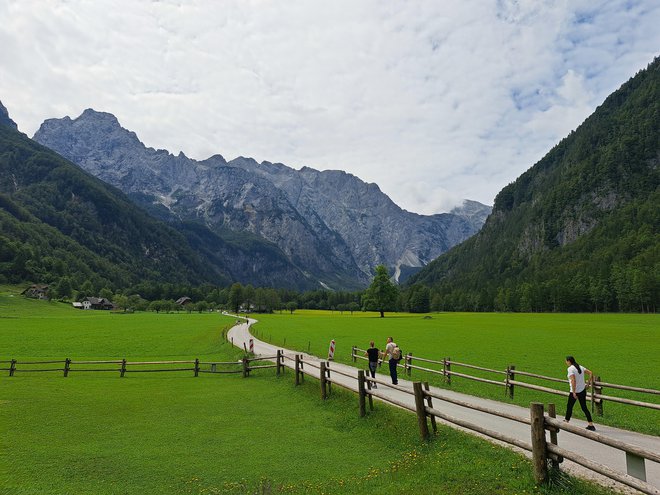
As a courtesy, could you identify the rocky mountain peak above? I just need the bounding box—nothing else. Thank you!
[32,107,492,289]
[0,100,18,130]
[450,200,493,231]
[35,108,141,151]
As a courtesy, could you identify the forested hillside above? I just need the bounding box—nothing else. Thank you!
[409,58,659,312]
[0,123,232,291]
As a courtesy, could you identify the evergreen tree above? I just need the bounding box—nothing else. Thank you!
[228,283,244,314]
[362,265,399,317]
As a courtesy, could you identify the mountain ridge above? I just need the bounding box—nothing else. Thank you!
[0,101,18,130]
[0,121,229,289]
[34,110,491,288]
[408,57,659,312]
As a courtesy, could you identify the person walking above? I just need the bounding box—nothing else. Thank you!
[564,355,596,431]
[382,336,400,385]
[364,341,380,389]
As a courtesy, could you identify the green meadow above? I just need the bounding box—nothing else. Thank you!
[254,310,660,435]
[0,290,620,494]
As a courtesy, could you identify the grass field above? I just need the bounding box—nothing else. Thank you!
[252,310,660,435]
[0,289,617,494]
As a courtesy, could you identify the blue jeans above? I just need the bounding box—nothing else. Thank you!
[368,361,378,378]
[389,358,398,384]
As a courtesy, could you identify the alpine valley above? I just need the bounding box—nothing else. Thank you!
[31,109,490,289]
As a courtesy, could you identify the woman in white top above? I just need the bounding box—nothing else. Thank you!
[564,355,596,431]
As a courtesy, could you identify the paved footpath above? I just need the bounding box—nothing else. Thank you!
[228,318,659,494]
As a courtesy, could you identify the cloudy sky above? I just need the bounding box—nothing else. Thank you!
[1,1,658,214]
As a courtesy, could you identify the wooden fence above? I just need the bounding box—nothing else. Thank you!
[351,346,660,415]
[290,352,659,495]
[4,350,658,493]
[2,352,287,378]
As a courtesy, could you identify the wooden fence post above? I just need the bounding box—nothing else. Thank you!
[295,354,301,385]
[276,350,282,376]
[445,357,451,385]
[547,403,560,469]
[366,377,374,411]
[507,365,516,399]
[423,381,437,433]
[352,346,356,362]
[194,358,200,377]
[326,361,332,394]
[594,375,603,416]
[357,370,366,417]
[413,382,430,440]
[530,402,548,484]
[120,358,127,377]
[320,361,328,400]
[406,353,413,376]
[64,358,70,377]
[242,357,249,378]
[9,359,16,377]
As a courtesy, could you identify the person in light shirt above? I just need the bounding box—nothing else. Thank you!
[382,336,399,385]
[564,355,596,431]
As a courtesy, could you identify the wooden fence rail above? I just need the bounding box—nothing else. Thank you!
[351,347,660,415]
[283,349,659,494]
[5,342,658,493]
[3,355,284,378]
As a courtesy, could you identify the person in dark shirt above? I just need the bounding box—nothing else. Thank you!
[364,340,380,388]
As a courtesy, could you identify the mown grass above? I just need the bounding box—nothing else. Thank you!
[0,288,224,360]
[0,292,615,494]
[253,310,660,435]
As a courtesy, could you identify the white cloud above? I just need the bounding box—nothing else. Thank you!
[0,0,658,214]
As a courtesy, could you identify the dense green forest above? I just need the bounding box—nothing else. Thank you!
[408,58,660,313]
[0,124,232,289]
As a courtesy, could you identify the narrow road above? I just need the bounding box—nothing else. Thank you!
[228,318,659,494]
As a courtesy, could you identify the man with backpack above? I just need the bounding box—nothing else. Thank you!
[383,336,401,385]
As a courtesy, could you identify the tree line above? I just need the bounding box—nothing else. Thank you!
[32,258,659,314]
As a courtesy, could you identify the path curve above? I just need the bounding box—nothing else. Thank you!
[227,316,659,494]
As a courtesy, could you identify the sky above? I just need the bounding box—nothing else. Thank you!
[1,1,658,214]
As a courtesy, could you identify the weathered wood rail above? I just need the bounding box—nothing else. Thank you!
[351,346,660,414]
[5,345,658,493]
[3,353,286,378]
[296,351,660,494]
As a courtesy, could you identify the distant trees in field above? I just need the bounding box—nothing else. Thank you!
[19,264,658,314]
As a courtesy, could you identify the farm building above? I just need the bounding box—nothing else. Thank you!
[77,297,115,310]
[176,296,192,306]
[21,284,49,299]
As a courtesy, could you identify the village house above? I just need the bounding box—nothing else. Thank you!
[73,297,115,310]
[176,296,192,306]
[21,284,49,300]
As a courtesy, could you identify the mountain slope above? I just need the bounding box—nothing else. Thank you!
[408,57,659,312]
[0,120,233,288]
[33,112,491,288]
[0,101,17,130]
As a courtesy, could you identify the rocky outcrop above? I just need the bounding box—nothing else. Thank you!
[34,109,491,288]
[0,101,18,130]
